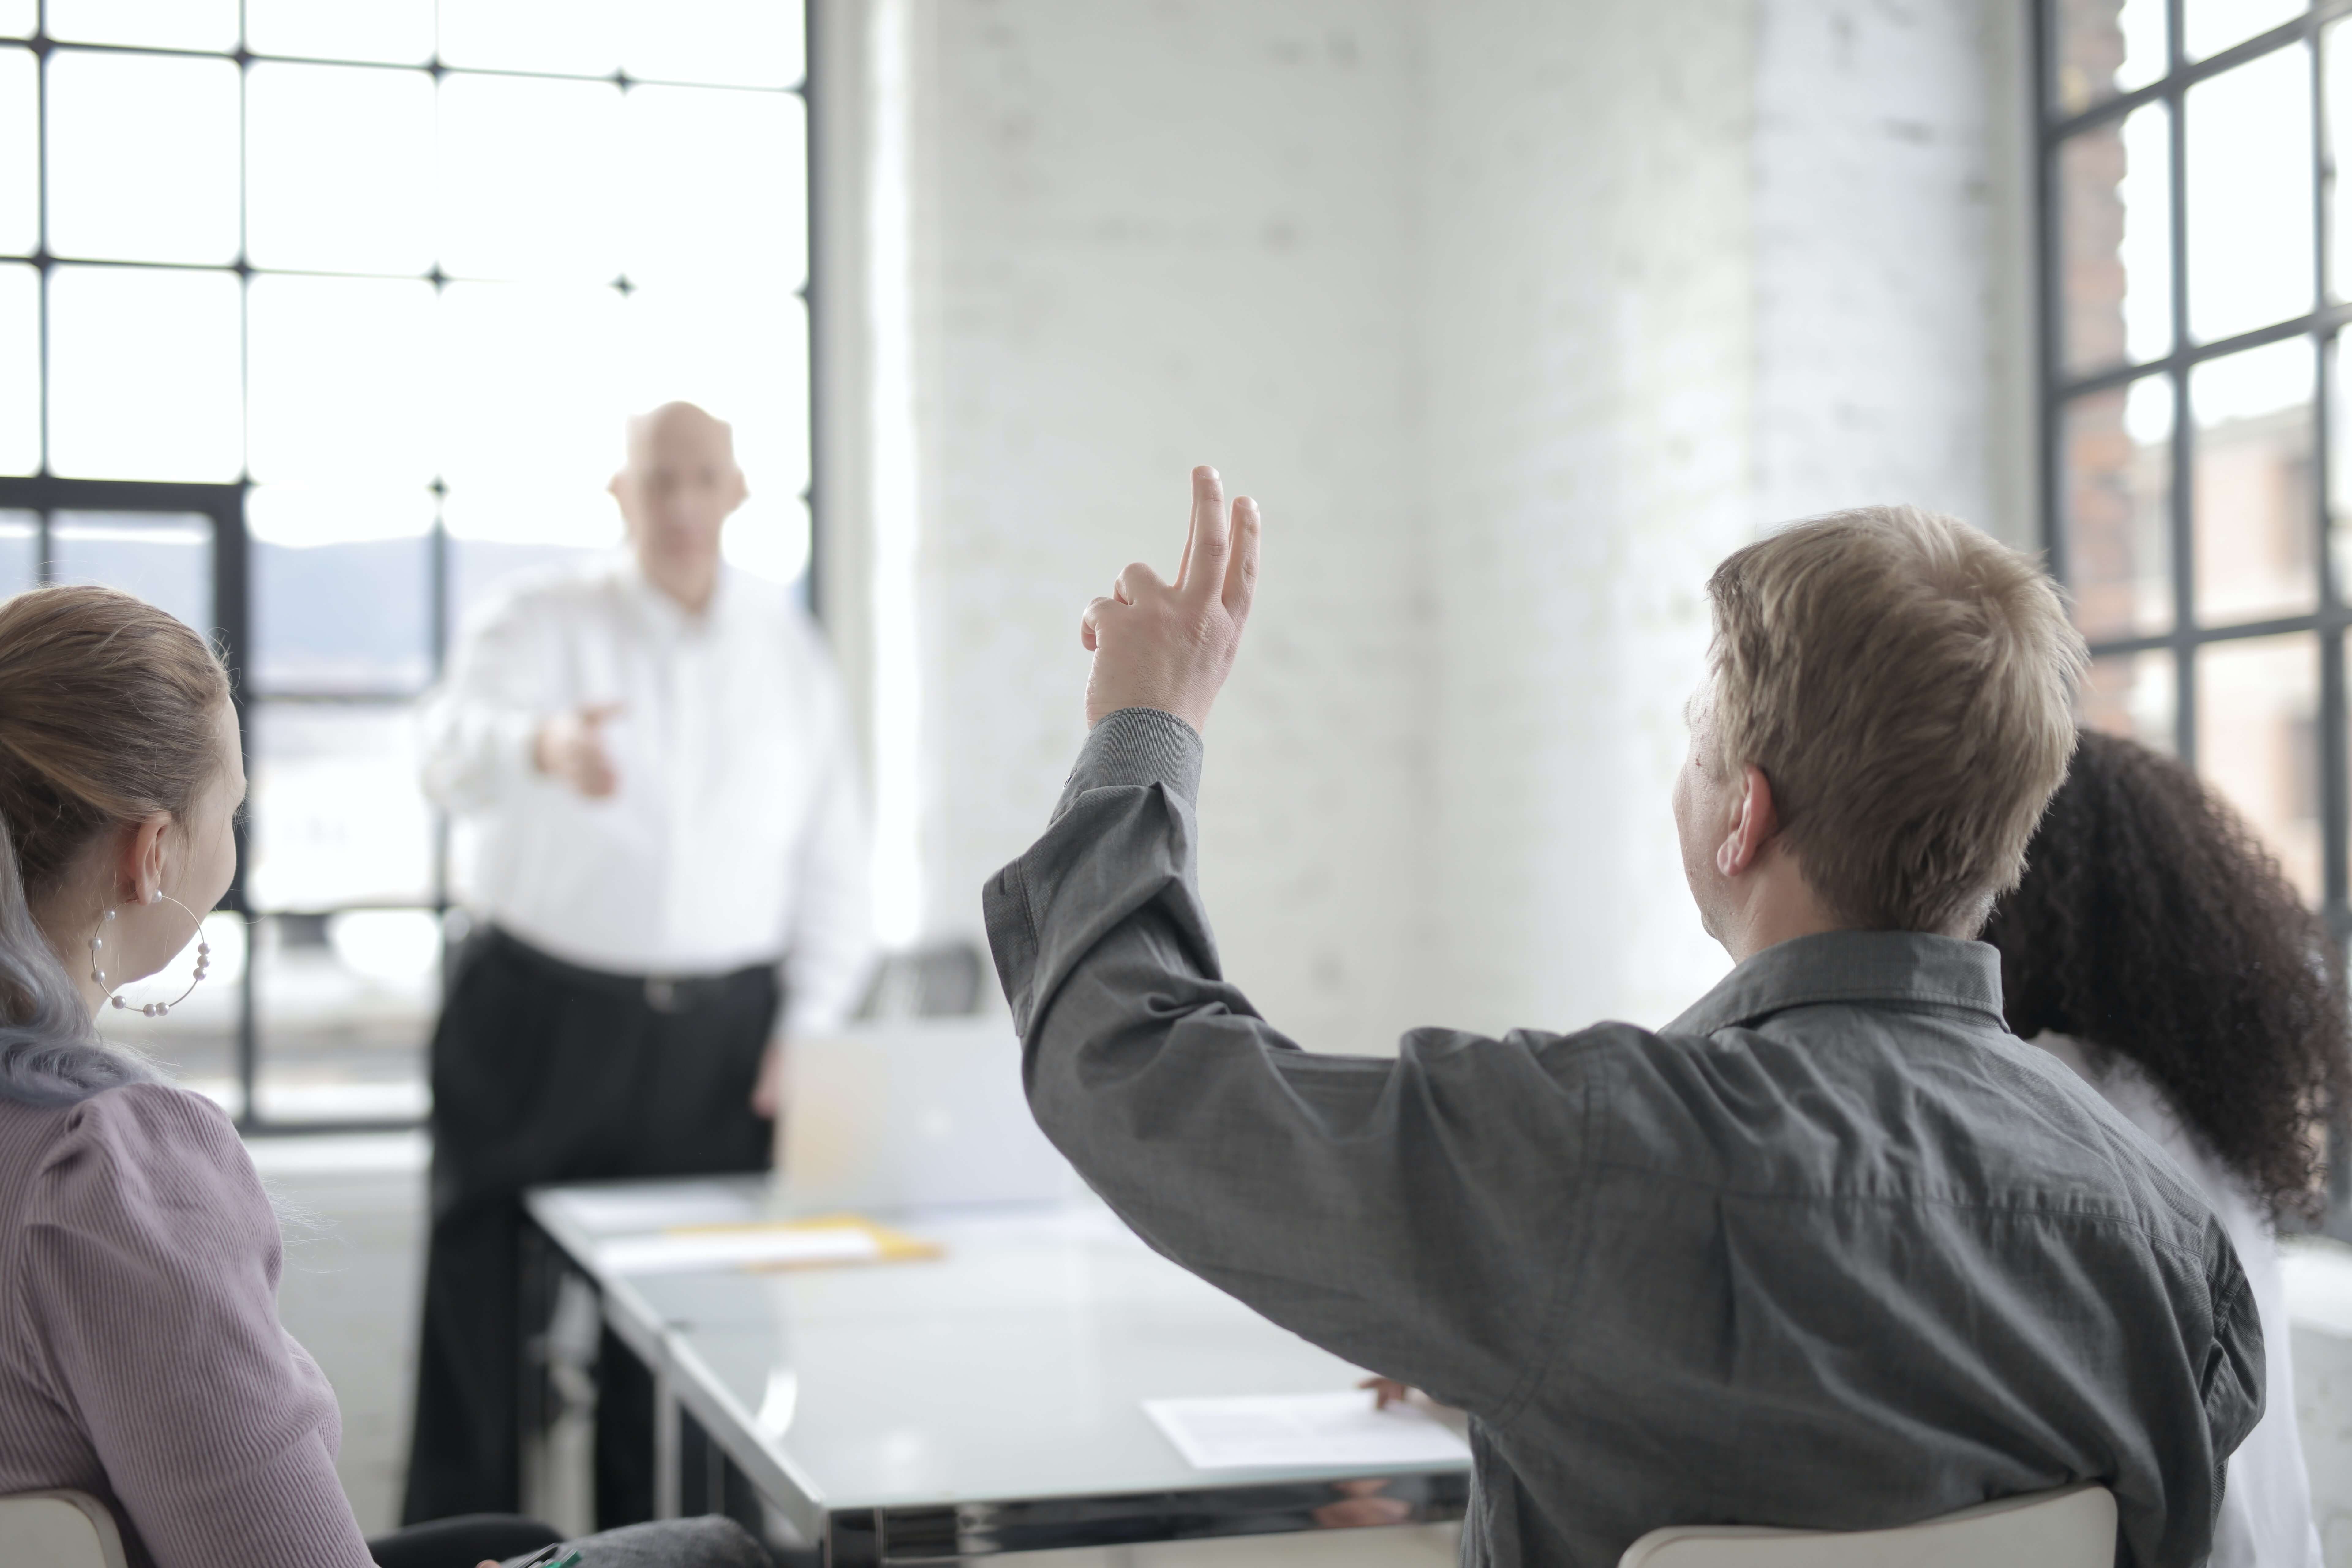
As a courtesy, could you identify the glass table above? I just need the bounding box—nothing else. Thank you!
[522,1178,1470,1565]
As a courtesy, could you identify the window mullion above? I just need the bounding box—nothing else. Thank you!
[2168,33,2198,765]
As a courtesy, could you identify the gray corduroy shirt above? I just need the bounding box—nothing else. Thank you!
[983,708,2263,1568]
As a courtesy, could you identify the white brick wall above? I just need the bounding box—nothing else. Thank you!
[910,0,1431,1050]
[885,0,2030,1043]
[1418,0,1756,1034]
[1753,0,2033,541]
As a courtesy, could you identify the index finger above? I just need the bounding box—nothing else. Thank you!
[581,700,625,726]
[1180,465,1228,601]
[1224,495,1260,615]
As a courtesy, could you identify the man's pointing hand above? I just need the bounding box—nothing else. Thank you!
[1080,466,1262,733]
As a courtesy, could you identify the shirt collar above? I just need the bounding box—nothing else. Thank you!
[1664,929,2009,1038]
[617,552,729,637]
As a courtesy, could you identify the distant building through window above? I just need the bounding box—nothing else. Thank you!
[0,1,812,1129]
[2044,0,2342,914]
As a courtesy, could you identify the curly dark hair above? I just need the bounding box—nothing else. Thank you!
[1983,728,2351,1219]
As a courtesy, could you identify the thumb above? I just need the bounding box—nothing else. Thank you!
[581,700,625,727]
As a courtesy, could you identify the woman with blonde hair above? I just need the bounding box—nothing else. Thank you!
[0,586,761,1568]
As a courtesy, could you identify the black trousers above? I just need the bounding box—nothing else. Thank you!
[402,928,780,1528]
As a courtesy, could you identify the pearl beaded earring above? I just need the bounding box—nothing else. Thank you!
[89,891,212,1018]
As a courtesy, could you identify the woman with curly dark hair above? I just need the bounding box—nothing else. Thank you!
[1985,727,2349,1568]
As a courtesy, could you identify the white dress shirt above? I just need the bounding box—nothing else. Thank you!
[2034,1033,2324,1568]
[422,555,873,1036]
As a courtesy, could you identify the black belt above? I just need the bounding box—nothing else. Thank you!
[480,926,775,1014]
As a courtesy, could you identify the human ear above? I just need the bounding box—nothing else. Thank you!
[1715,765,1779,879]
[117,815,171,904]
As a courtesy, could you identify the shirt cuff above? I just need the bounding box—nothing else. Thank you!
[1059,707,1204,813]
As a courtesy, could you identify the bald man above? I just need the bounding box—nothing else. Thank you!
[405,403,873,1526]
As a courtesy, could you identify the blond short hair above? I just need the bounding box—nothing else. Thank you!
[1706,506,2086,935]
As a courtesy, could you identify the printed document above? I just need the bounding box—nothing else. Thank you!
[1142,1391,1471,1471]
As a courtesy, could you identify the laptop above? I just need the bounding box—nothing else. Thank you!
[771,1015,1081,1215]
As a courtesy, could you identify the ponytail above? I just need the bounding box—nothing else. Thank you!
[0,810,154,1105]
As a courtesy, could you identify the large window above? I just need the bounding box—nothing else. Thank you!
[0,1,812,1129]
[2040,0,2348,1209]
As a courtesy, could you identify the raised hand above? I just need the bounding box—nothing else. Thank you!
[1079,466,1262,733]
[533,700,624,798]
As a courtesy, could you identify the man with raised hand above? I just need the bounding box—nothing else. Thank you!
[984,470,2260,1567]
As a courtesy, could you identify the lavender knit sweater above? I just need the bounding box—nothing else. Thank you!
[0,1081,373,1568]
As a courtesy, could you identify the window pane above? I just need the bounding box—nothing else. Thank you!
[249,488,433,695]
[2052,0,2168,116]
[2063,379,2174,639]
[95,912,247,1108]
[439,0,618,77]
[46,50,240,266]
[2082,648,2177,754]
[46,0,238,52]
[0,261,36,475]
[0,510,35,597]
[245,0,434,66]
[2332,333,2352,598]
[248,275,436,485]
[2186,45,2316,344]
[0,2,28,39]
[48,266,242,482]
[439,74,622,282]
[2059,104,2171,376]
[723,496,809,590]
[444,529,612,636]
[2185,0,2308,62]
[439,282,624,496]
[47,511,212,634]
[2191,337,2316,624]
[247,62,435,275]
[2196,633,2321,903]
[2324,21,2352,301]
[626,0,804,88]
[623,87,806,285]
[0,47,33,256]
[248,702,432,910]
[623,287,809,500]
[253,910,435,1124]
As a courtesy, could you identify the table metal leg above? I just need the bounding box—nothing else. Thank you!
[654,1364,681,1521]
[517,1220,553,1520]
[822,1508,879,1567]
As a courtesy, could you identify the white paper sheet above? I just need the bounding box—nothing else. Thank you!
[1141,1391,1472,1471]
[595,1224,882,1276]
[557,1181,760,1235]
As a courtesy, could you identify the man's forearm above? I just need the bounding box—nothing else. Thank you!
[986,707,1208,1030]
[980,709,1568,1415]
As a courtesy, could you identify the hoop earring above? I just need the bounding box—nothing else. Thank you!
[89,893,212,1018]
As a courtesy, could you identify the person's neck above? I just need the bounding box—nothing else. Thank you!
[1716,862,1848,964]
[638,558,718,616]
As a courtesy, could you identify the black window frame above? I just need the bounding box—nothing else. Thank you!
[0,3,822,1135]
[2034,0,2352,1224]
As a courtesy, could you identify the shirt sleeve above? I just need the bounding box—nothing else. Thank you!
[14,1085,372,1568]
[420,586,552,814]
[2199,1223,2265,1500]
[780,652,876,1036]
[982,707,1593,1416]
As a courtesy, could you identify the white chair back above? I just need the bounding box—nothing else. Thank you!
[0,1490,130,1568]
[1617,1484,2116,1568]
